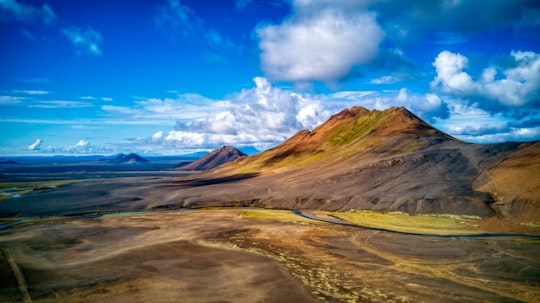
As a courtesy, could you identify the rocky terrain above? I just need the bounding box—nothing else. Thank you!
[159,107,539,220]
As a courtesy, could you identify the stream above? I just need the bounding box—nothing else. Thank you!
[1,208,540,239]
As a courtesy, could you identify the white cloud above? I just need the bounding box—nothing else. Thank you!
[159,77,330,150]
[81,96,112,101]
[0,95,27,104]
[256,2,384,83]
[29,100,93,108]
[369,75,401,84]
[0,0,57,24]
[102,94,232,121]
[431,51,475,94]
[10,89,49,95]
[27,139,42,150]
[152,131,164,142]
[75,140,89,147]
[431,50,540,109]
[62,27,103,56]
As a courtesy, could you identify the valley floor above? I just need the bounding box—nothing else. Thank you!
[1,208,539,303]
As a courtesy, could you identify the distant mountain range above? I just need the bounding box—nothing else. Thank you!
[165,106,539,221]
[103,153,150,164]
[178,146,247,170]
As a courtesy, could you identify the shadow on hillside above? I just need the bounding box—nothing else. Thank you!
[166,173,260,188]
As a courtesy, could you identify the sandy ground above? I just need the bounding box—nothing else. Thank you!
[1,209,539,303]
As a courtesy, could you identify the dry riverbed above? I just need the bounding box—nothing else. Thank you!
[1,209,539,303]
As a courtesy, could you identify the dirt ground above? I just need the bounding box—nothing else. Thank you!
[1,209,539,303]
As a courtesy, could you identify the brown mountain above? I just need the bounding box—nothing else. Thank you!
[161,106,539,220]
[178,146,247,171]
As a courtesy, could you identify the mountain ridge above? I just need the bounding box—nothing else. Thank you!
[160,106,538,220]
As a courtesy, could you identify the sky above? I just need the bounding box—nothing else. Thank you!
[1,0,539,156]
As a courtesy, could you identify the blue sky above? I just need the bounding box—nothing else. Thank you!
[1,0,539,156]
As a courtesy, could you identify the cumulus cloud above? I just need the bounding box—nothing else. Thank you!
[0,0,57,24]
[255,0,540,85]
[431,50,540,114]
[160,77,330,149]
[62,27,103,56]
[431,51,475,94]
[432,100,540,143]
[27,139,42,150]
[256,1,384,83]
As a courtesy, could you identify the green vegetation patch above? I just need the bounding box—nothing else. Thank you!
[0,180,85,201]
[520,221,540,228]
[325,111,385,147]
[330,210,483,235]
[240,209,315,224]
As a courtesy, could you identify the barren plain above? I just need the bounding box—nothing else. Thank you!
[1,207,540,303]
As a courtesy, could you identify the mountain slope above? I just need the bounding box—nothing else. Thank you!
[159,107,538,219]
[473,141,540,220]
[178,146,246,171]
[107,153,149,164]
[215,106,455,175]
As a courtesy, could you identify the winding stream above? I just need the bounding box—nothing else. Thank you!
[292,210,540,239]
[1,208,540,239]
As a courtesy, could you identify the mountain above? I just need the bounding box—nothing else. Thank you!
[178,146,247,171]
[161,106,538,220]
[216,106,455,175]
[106,153,149,164]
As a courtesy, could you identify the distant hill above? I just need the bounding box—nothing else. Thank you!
[105,153,149,164]
[178,146,246,171]
[0,160,19,165]
[159,106,539,220]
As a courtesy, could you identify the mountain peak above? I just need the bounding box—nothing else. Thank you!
[220,106,455,174]
[178,145,247,171]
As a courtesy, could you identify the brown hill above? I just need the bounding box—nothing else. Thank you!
[178,146,247,171]
[473,141,540,221]
[158,106,538,220]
